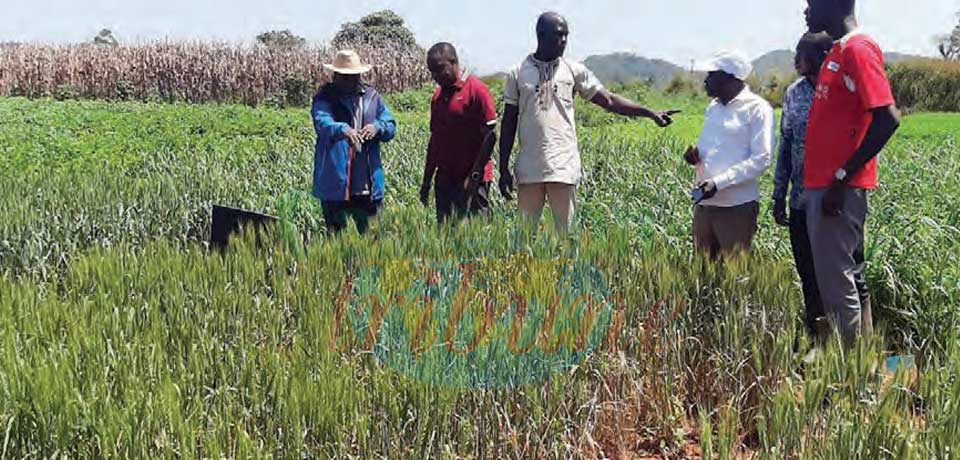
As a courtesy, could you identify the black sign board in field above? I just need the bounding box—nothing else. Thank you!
[209,205,278,252]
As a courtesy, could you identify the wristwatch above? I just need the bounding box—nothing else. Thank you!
[469,171,482,182]
[834,168,848,183]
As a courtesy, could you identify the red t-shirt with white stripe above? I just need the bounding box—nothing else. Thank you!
[803,33,895,190]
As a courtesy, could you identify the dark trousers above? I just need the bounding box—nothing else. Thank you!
[435,179,490,224]
[321,196,381,235]
[788,208,826,340]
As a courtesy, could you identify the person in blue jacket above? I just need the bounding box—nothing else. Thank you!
[311,50,397,235]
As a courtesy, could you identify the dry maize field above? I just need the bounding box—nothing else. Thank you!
[0,81,959,458]
[0,42,429,104]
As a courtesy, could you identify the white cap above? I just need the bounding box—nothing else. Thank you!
[696,51,752,81]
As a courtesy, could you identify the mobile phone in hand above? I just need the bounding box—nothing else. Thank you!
[691,186,705,204]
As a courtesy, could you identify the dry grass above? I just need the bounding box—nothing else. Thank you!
[888,59,960,113]
[0,41,430,104]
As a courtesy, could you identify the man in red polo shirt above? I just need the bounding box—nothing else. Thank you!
[420,42,499,224]
[803,0,901,345]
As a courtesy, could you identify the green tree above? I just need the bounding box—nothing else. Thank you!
[331,10,419,49]
[256,30,307,49]
[92,29,118,46]
[937,13,960,61]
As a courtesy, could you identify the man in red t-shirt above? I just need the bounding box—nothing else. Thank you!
[421,42,499,224]
[802,0,901,345]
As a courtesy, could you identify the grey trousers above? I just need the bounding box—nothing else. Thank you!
[804,188,874,343]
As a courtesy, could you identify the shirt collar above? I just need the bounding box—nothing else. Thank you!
[838,28,863,47]
[453,69,470,90]
[722,85,754,106]
[337,86,366,98]
[528,54,560,68]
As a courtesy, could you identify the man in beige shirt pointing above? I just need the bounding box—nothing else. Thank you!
[498,12,680,233]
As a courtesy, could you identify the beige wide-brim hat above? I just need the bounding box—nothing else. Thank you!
[323,50,373,75]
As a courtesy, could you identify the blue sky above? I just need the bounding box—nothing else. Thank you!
[4,0,959,73]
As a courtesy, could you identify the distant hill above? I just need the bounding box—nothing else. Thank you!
[751,49,927,78]
[885,52,926,64]
[583,52,686,87]
[751,50,796,79]
[483,49,930,86]
[482,71,509,82]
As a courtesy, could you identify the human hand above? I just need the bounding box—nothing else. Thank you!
[773,199,789,227]
[684,145,701,166]
[498,169,514,200]
[697,180,718,201]
[651,109,682,128]
[345,127,364,151]
[419,180,432,207]
[823,184,846,217]
[360,124,378,141]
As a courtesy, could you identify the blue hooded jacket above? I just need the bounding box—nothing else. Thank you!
[310,84,396,202]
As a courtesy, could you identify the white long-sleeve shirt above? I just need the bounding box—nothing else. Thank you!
[696,86,775,207]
